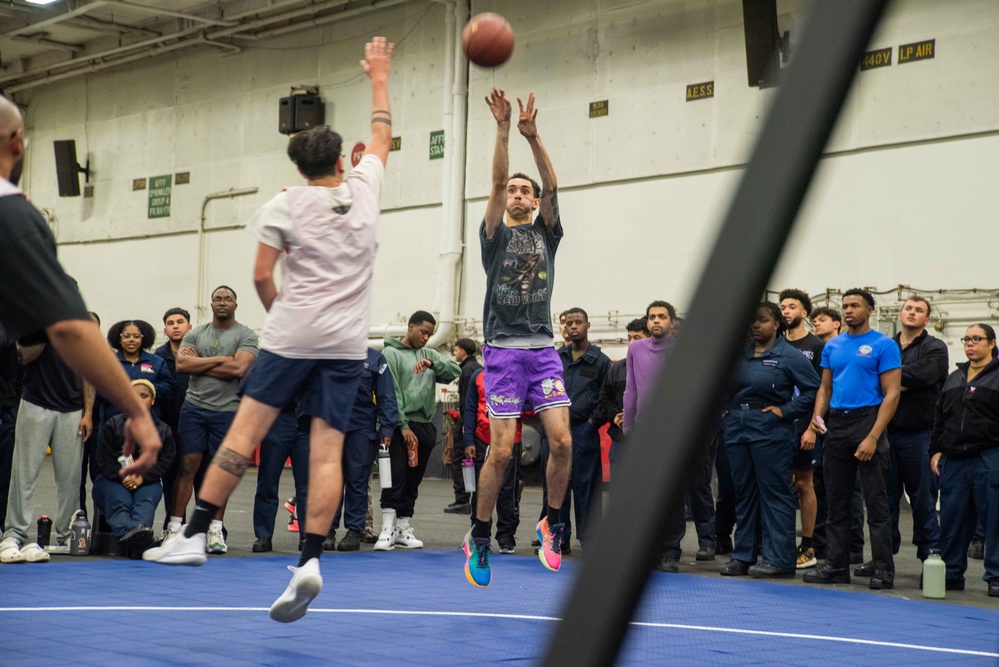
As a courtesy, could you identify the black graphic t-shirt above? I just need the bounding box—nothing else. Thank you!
[480,192,562,344]
[787,332,825,376]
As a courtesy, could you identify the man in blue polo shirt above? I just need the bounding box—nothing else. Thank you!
[803,289,901,589]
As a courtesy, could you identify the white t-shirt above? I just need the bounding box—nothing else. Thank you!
[249,154,384,360]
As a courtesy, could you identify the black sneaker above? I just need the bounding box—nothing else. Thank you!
[120,525,154,560]
[658,556,679,573]
[988,580,998,598]
[252,537,273,553]
[715,534,733,556]
[946,578,965,591]
[337,529,361,552]
[968,538,985,560]
[531,537,541,548]
[696,547,716,561]
[323,532,336,551]
[869,570,894,590]
[749,563,795,579]
[498,543,516,554]
[803,565,850,585]
[720,559,752,576]
[444,502,472,514]
[853,561,875,577]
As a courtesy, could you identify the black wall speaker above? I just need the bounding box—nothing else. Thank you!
[278,94,325,135]
[742,0,781,88]
[54,140,81,197]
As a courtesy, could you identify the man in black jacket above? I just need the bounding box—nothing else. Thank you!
[445,338,481,514]
[863,297,946,579]
[929,323,998,597]
[598,318,647,470]
[559,307,611,545]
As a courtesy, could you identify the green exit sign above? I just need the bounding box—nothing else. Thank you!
[429,130,445,160]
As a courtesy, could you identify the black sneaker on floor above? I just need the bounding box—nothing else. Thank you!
[252,537,273,553]
[444,502,472,514]
[946,578,965,591]
[869,570,894,590]
[531,537,541,548]
[853,560,875,577]
[748,563,795,579]
[658,557,679,573]
[988,580,998,597]
[120,525,154,560]
[715,534,733,556]
[968,538,985,560]
[720,559,752,576]
[696,547,716,561]
[337,529,361,552]
[498,543,516,554]
[323,532,336,551]
[803,565,850,585]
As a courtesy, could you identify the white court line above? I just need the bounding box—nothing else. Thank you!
[1,606,996,659]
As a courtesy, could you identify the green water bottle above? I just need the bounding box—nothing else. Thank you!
[922,549,945,599]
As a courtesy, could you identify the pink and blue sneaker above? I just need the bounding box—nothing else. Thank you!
[536,518,564,572]
[464,530,491,588]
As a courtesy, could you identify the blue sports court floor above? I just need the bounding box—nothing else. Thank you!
[1,550,996,666]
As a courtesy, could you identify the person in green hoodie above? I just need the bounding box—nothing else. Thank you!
[375,310,460,550]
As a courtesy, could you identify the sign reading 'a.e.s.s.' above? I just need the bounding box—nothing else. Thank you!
[429,130,445,160]
[148,175,171,219]
[898,39,934,64]
[589,100,609,118]
[686,81,714,101]
[860,47,892,71]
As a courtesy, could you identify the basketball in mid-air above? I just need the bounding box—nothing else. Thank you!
[462,13,515,67]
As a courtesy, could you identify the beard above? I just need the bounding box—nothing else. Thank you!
[9,156,23,186]
[787,316,802,330]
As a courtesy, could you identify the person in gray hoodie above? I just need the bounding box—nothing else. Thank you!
[375,311,460,550]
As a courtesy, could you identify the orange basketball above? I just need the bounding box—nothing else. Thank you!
[462,13,515,68]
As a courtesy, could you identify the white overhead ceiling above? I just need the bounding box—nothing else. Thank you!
[0,0,417,94]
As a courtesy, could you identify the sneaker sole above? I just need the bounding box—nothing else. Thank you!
[269,575,322,623]
[463,534,490,588]
[394,543,423,549]
[372,543,394,551]
[796,558,817,569]
[207,547,228,554]
[143,550,207,566]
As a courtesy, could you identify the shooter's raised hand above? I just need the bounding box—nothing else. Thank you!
[517,92,539,139]
[360,36,394,80]
[485,87,512,125]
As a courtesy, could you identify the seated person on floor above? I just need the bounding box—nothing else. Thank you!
[92,379,175,559]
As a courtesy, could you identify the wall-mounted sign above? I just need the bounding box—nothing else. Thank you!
[148,175,171,219]
[898,39,934,64]
[84,185,94,198]
[351,142,366,167]
[429,130,445,160]
[132,178,146,191]
[589,100,609,118]
[860,47,892,71]
[175,171,191,184]
[685,81,714,101]
[390,136,402,152]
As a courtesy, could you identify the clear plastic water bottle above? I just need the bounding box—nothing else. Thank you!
[814,415,828,434]
[461,458,476,493]
[69,510,91,556]
[922,549,945,599]
[377,447,392,489]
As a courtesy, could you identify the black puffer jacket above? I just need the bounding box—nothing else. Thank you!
[929,359,999,459]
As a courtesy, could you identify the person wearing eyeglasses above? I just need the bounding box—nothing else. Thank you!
[930,323,999,598]
[101,320,175,427]
[165,285,258,554]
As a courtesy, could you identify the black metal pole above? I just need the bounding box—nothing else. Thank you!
[543,1,891,665]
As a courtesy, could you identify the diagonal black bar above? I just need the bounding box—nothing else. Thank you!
[543,2,891,665]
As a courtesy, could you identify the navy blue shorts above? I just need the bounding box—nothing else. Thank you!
[793,431,822,470]
[241,349,363,434]
[176,402,237,457]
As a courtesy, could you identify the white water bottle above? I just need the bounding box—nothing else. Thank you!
[922,550,946,599]
[377,447,392,489]
[462,458,476,493]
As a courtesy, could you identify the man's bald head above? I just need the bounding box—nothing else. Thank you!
[0,96,23,141]
[0,97,25,184]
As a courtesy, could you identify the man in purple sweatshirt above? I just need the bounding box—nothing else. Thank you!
[624,300,717,571]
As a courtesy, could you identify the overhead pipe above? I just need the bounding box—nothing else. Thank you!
[197,187,259,323]
[245,0,420,40]
[423,0,469,350]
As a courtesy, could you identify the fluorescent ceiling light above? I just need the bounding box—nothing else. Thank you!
[25,0,62,6]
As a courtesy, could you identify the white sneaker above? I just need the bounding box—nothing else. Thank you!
[21,543,50,563]
[143,532,207,565]
[206,526,227,554]
[394,526,423,549]
[373,526,395,551]
[269,558,323,623]
[160,523,182,543]
[0,537,26,564]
